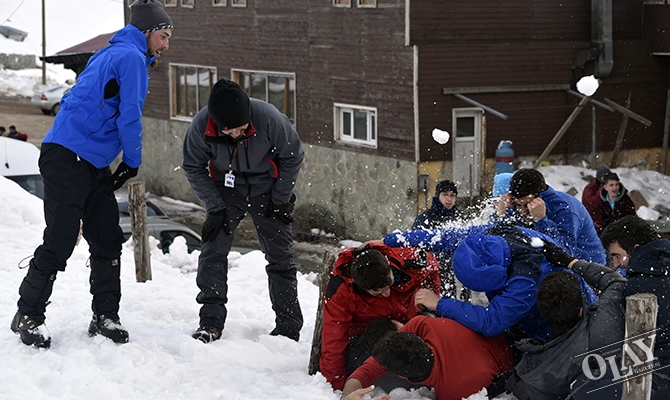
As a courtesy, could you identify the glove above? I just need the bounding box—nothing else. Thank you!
[201,209,229,242]
[111,162,139,190]
[268,193,296,225]
[541,240,576,269]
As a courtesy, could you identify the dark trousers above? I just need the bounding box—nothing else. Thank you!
[17,144,124,320]
[196,187,303,337]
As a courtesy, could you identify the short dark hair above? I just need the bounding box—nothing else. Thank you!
[350,249,392,291]
[600,215,660,254]
[509,168,547,199]
[372,332,434,380]
[8,125,16,130]
[363,318,398,354]
[602,172,620,183]
[537,272,582,336]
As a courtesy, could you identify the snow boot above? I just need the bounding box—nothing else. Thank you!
[88,314,129,344]
[269,327,300,342]
[10,311,51,348]
[192,324,222,343]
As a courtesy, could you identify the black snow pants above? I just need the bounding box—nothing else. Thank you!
[17,143,125,321]
[195,186,303,338]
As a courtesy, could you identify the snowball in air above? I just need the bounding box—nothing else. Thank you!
[576,75,600,96]
[432,128,450,145]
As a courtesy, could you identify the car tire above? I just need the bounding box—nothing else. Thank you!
[41,109,51,115]
[51,103,61,115]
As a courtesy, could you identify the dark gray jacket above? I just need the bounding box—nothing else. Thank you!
[182,98,304,212]
[508,261,626,400]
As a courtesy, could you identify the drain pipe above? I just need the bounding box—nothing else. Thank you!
[662,85,670,174]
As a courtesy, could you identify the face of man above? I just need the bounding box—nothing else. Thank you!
[513,194,536,223]
[603,179,620,199]
[146,29,172,59]
[366,271,394,298]
[221,123,250,142]
[438,191,457,210]
[608,241,630,269]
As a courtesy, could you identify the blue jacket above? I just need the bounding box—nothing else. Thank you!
[43,24,155,169]
[385,224,597,341]
[412,196,459,230]
[534,185,606,264]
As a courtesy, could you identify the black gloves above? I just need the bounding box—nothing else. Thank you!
[541,240,577,269]
[268,193,296,225]
[201,209,230,242]
[111,162,139,190]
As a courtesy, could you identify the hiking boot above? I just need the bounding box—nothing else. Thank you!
[10,312,51,348]
[88,314,129,344]
[192,324,222,343]
[269,327,300,342]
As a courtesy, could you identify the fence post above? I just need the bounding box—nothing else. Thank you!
[128,181,152,282]
[308,251,337,375]
[622,293,658,400]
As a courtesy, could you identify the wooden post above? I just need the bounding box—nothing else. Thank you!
[128,181,152,282]
[308,250,337,375]
[533,95,591,169]
[610,92,632,168]
[622,293,658,400]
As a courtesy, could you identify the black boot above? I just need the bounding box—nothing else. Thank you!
[10,312,51,348]
[88,314,129,344]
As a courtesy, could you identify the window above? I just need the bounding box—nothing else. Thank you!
[333,0,351,7]
[213,0,226,6]
[170,64,217,121]
[232,70,296,125]
[358,0,376,7]
[181,0,194,8]
[231,0,246,7]
[334,103,377,147]
[164,0,177,6]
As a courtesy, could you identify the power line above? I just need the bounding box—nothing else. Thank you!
[1,0,28,26]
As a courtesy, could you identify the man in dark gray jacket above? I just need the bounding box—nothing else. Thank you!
[182,79,304,343]
[506,240,627,400]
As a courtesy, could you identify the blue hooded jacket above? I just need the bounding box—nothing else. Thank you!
[385,224,597,341]
[43,24,155,169]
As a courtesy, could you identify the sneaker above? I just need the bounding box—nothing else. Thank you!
[88,314,129,344]
[192,324,222,343]
[269,327,300,342]
[10,312,51,348]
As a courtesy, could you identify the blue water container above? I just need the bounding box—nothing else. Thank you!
[495,140,514,174]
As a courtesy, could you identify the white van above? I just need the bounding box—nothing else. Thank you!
[0,136,43,199]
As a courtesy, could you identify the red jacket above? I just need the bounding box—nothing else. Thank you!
[349,316,514,400]
[320,243,440,390]
[581,178,602,228]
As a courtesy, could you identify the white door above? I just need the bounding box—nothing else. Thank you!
[452,108,483,198]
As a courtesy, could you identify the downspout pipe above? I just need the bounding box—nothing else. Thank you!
[592,0,613,78]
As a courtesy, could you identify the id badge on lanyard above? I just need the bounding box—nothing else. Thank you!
[225,171,235,188]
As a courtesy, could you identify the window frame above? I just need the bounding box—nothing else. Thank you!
[169,63,218,122]
[333,103,378,148]
[231,0,247,7]
[181,0,195,8]
[231,69,296,126]
[333,0,352,8]
[357,0,377,8]
[164,0,177,6]
[212,0,226,6]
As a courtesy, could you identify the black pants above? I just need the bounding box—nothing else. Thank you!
[195,187,303,337]
[17,144,124,320]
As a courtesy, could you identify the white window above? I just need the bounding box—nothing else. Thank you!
[213,0,226,6]
[232,70,296,125]
[334,103,377,147]
[231,0,246,7]
[164,0,177,6]
[170,64,217,121]
[333,0,351,8]
[358,0,376,8]
[181,0,194,8]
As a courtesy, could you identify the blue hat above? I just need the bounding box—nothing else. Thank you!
[453,235,510,292]
[493,173,513,197]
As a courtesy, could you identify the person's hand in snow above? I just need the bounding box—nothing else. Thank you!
[414,288,441,311]
[340,384,390,400]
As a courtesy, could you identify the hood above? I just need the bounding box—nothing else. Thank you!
[109,24,155,66]
[599,182,628,202]
[453,235,510,292]
[629,239,670,276]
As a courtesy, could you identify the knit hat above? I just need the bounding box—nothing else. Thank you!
[595,164,611,181]
[130,0,173,33]
[492,172,513,197]
[509,168,547,199]
[435,180,458,196]
[208,79,251,130]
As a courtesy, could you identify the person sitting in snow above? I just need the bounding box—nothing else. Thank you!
[340,315,514,400]
[412,179,468,300]
[320,242,440,391]
[507,240,626,400]
[581,164,611,231]
[587,172,636,235]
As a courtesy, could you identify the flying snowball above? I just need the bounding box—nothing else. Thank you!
[530,237,545,248]
[432,128,450,145]
[576,75,600,96]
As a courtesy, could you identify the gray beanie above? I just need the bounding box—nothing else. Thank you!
[130,0,173,33]
[595,164,611,181]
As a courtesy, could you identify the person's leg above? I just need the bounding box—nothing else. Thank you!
[249,192,303,341]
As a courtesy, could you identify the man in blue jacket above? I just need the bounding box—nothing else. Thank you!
[11,0,173,348]
[183,79,304,343]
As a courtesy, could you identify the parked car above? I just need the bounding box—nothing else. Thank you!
[117,195,202,254]
[0,136,43,199]
[31,84,72,115]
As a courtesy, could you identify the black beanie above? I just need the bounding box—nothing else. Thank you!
[435,180,458,196]
[208,79,251,130]
[509,168,547,198]
[130,0,173,33]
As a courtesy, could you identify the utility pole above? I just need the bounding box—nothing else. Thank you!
[41,0,46,84]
